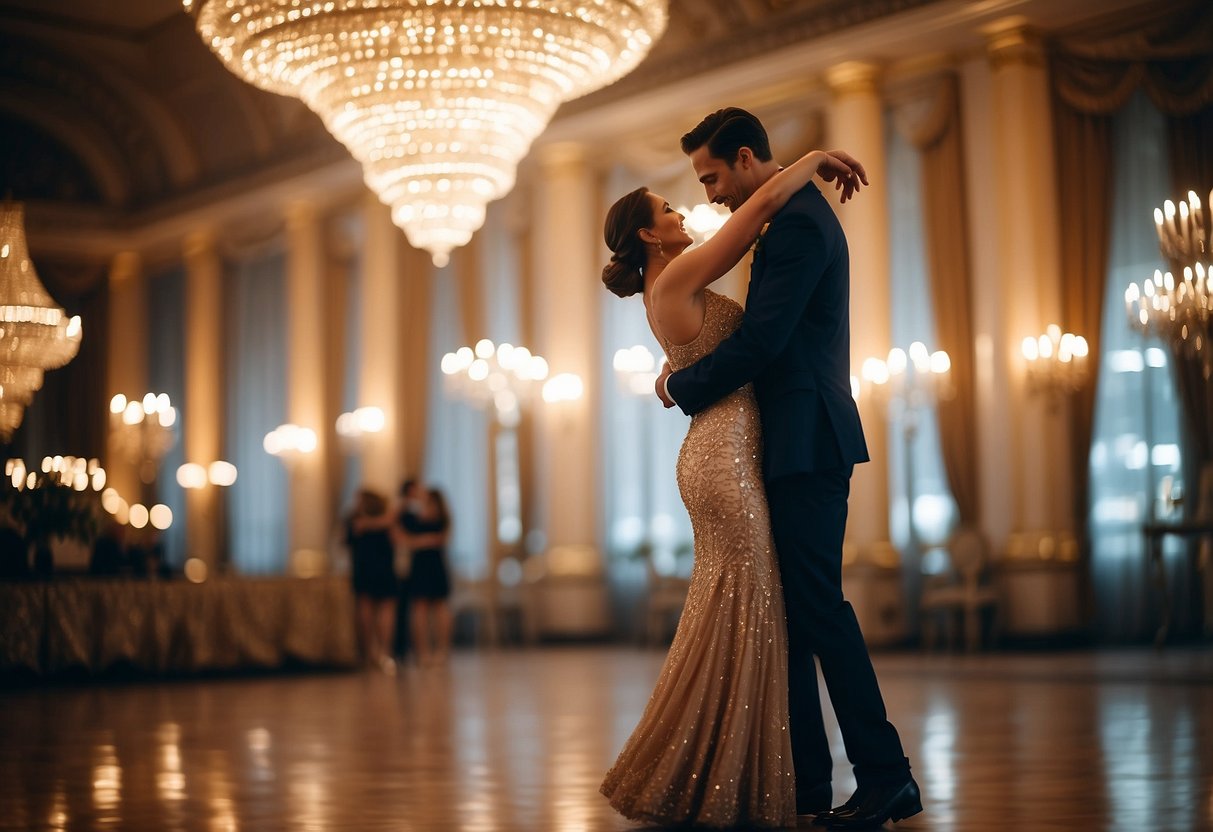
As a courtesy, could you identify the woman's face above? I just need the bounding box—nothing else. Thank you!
[644,193,693,257]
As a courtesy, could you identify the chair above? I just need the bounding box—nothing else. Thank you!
[920,527,999,651]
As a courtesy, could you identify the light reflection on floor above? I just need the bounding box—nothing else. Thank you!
[1,647,1211,831]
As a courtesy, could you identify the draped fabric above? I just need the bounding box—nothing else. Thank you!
[1087,92,1187,639]
[224,250,289,574]
[398,245,434,483]
[1052,98,1114,556]
[147,266,188,567]
[892,73,980,528]
[423,255,490,580]
[1050,3,1213,591]
[0,577,357,676]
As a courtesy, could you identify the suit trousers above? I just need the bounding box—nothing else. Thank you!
[765,467,910,791]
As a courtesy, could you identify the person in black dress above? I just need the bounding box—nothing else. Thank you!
[400,487,452,665]
[346,489,398,674]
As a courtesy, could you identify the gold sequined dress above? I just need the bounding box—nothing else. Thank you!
[601,289,796,828]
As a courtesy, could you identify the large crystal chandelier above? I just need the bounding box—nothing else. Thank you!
[185,0,668,266]
[0,202,83,439]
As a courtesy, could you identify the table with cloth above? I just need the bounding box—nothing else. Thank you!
[0,576,357,676]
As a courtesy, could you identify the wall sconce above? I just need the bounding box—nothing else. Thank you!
[1022,324,1089,406]
[263,424,317,459]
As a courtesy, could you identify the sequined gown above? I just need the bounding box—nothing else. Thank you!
[601,289,796,828]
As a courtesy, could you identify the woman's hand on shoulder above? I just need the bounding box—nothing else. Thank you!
[814,150,868,203]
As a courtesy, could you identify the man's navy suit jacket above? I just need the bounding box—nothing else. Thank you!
[667,181,869,482]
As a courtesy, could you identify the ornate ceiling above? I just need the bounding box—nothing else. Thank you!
[0,0,1178,224]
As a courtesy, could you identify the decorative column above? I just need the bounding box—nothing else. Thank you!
[105,251,147,505]
[531,143,608,636]
[285,201,330,571]
[827,61,893,553]
[183,230,224,569]
[358,192,402,495]
[983,18,1070,536]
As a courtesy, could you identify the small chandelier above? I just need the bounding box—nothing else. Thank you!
[1127,189,1212,373]
[441,339,549,426]
[0,202,83,439]
[185,0,667,267]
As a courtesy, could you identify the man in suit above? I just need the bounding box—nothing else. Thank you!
[656,108,920,829]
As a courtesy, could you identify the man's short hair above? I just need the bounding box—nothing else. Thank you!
[680,107,773,164]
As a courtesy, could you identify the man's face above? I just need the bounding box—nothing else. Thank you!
[688,145,756,213]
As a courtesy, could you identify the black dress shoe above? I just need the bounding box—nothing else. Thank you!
[814,777,922,829]
[796,781,833,815]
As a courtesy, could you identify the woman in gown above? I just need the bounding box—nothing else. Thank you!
[598,148,863,828]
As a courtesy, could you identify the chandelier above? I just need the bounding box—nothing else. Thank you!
[1126,189,1212,372]
[441,339,549,426]
[185,0,668,267]
[0,202,83,439]
[1021,324,1090,406]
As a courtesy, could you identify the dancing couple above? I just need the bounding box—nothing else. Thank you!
[599,108,921,830]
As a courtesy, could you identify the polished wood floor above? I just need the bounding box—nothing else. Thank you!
[2,647,1212,831]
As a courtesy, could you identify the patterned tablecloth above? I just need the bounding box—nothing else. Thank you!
[0,576,358,676]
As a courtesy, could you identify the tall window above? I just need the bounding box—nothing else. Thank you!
[599,165,694,622]
[224,249,289,574]
[423,262,490,581]
[884,114,958,562]
[147,266,187,568]
[1089,90,1186,640]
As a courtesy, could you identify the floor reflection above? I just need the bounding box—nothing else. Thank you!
[0,647,1210,831]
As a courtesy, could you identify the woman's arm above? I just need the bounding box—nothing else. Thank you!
[652,151,861,308]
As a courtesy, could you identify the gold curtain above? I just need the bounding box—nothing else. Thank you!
[1051,1,1213,528]
[398,244,435,482]
[892,73,980,526]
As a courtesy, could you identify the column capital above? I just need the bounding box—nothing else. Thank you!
[285,198,321,230]
[536,141,588,174]
[983,16,1045,70]
[183,228,218,262]
[826,61,881,96]
[108,250,142,285]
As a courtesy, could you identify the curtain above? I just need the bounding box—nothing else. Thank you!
[892,73,980,529]
[599,164,693,632]
[1088,91,1187,639]
[147,266,188,567]
[224,249,288,574]
[423,257,490,581]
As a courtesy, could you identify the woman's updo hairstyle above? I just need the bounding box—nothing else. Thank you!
[602,186,653,298]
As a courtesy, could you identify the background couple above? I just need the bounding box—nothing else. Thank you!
[598,108,922,829]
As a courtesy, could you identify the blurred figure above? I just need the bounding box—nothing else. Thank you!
[89,518,127,576]
[347,488,399,674]
[0,526,28,579]
[401,487,452,665]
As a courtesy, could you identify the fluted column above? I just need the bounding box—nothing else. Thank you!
[183,230,224,569]
[285,201,330,569]
[532,143,599,552]
[827,61,892,551]
[983,18,1070,535]
[105,251,147,505]
[530,143,608,636]
[358,193,402,495]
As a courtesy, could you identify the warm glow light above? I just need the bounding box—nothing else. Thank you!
[184,558,208,583]
[542,373,584,403]
[101,488,121,514]
[187,1,668,267]
[208,461,238,487]
[110,394,127,415]
[264,424,317,457]
[129,504,149,529]
[149,504,173,530]
[177,463,208,489]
